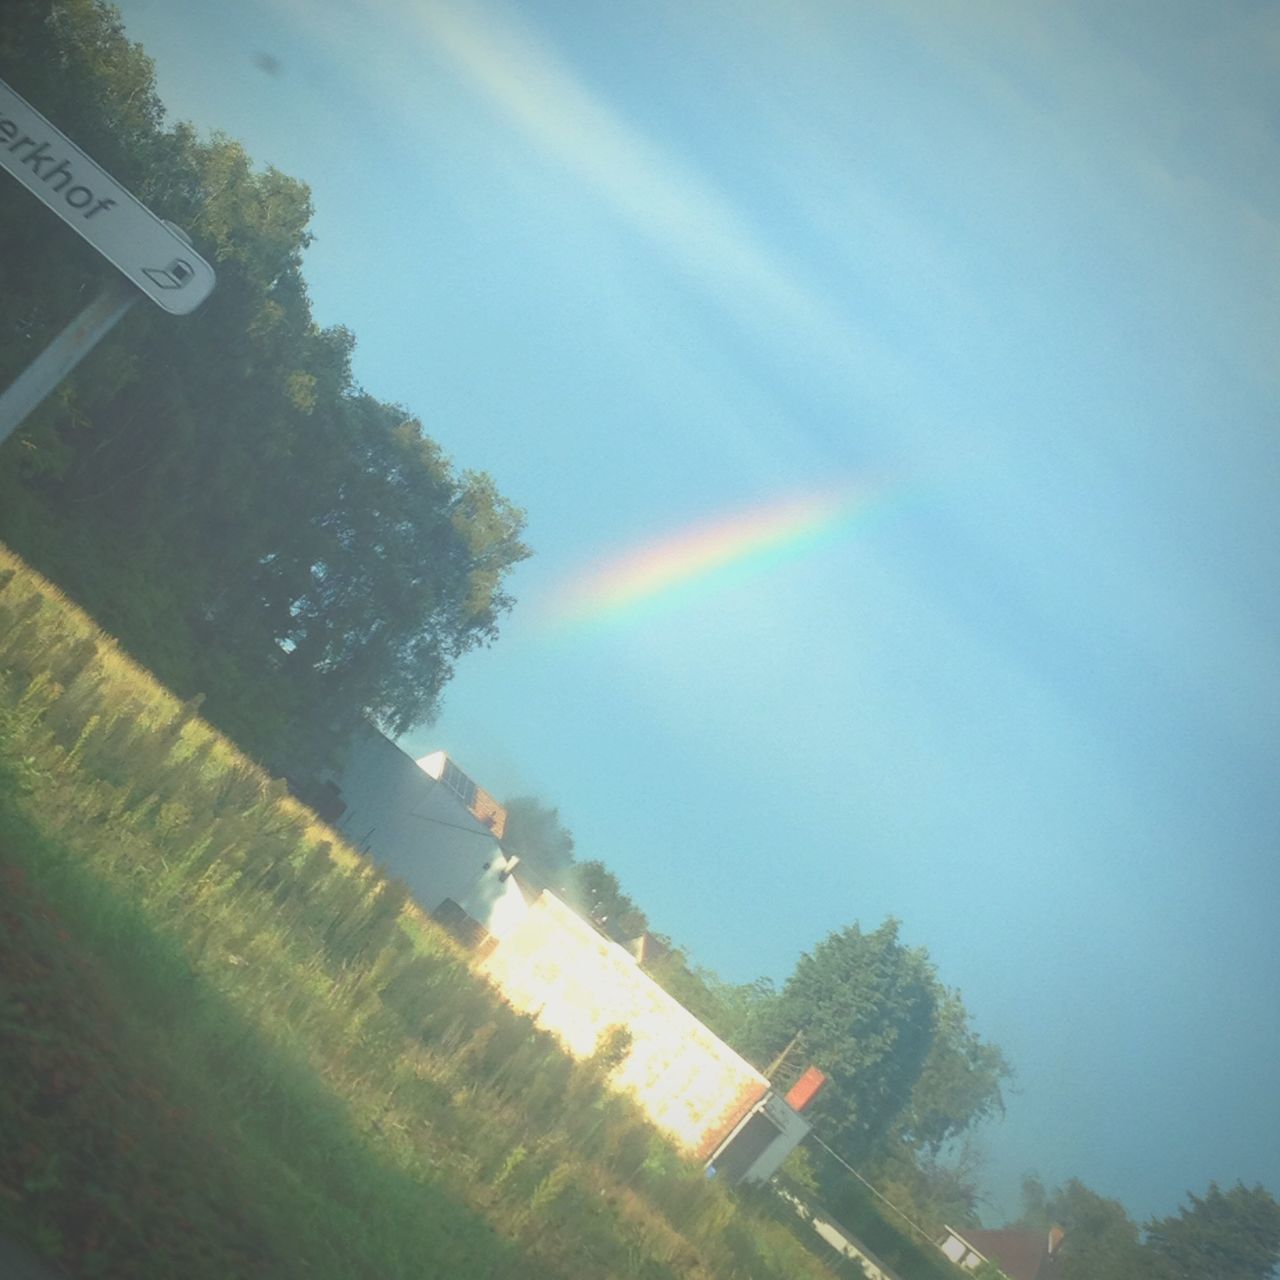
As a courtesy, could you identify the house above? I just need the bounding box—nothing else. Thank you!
[307,724,526,937]
[306,729,808,1182]
[938,1225,1064,1280]
[619,930,670,968]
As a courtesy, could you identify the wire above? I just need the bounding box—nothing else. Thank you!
[406,808,502,842]
[806,1132,937,1244]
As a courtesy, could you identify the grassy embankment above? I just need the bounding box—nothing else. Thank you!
[0,544,846,1280]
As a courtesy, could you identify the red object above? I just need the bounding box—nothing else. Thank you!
[784,1065,827,1112]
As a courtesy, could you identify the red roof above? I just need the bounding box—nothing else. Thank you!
[949,1227,1060,1280]
[784,1065,828,1112]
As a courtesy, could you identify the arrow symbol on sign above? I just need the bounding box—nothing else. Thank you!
[143,259,195,289]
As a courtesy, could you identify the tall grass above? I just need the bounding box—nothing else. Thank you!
[0,544,842,1280]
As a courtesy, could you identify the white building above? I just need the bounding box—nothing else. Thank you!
[315,725,526,936]
[478,888,811,1180]
[314,731,808,1182]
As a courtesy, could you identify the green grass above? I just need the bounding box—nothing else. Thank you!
[0,544,841,1280]
[0,799,533,1278]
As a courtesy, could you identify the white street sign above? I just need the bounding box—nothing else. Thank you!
[0,78,215,315]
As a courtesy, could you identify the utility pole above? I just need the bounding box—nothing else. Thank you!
[765,1030,805,1084]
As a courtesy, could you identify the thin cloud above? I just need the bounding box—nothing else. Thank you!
[382,0,917,401]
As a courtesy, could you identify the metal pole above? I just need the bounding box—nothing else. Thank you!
[764,1030,804,1083]
[0,275,139,447]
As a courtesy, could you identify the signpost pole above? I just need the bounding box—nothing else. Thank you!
[0,276,139,447]
[0,78,216,446]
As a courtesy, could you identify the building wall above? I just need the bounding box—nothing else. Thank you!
[460,862,528,940]
[745,1092,812,1183]
[939,1230,982,1269]
[325,726,502,914]
[478,891,769,1160]
[707,1089,811,1185]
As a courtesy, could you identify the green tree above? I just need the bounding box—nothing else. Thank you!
[860,1136,988,1236]
[740,919,939,1167]
[1142,1182,1280,1280]
[0,0,529,766]
[892,988,1011,1158]
[1018,1175,1144,1280]
[500,797,577,894]
[564,860,647,940]
[643,946,773,1043]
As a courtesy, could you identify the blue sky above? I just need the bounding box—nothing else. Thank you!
[114,0,1279,1226]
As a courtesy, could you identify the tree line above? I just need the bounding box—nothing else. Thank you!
[0,547,845,1280]
[0,0,528,770]
[499,796,1010,1227]
[500,797,1280,1280]
[1018,1175,1280,1280]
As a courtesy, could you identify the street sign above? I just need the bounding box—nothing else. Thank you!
[0,77,215,315]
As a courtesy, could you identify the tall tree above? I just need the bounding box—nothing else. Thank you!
[890,988,1011,1158]
[740,919,939,1166]
[1142,1183,1280,1280]
[1018,1175,1145,1280]
[0,0,529,765]
[500,797,577,893]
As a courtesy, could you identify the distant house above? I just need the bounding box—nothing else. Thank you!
[308,725,527,938]
[619,930,671,968]
[938,1225,1064,1280]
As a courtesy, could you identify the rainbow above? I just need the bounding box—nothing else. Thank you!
[543,483,892,630]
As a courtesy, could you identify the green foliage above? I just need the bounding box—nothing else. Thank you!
[742,920,938,1165]
[893,989,1011,1157]
[0,0,529,767]
[500,796,577,893]
[858,1136,987,1238]
[646,945,774,1046]
[0,548,843,1280]
[1018,1175,1145,1280]
[593,1024,635,1072]
[1142,1182,1280,1280]
[563,858,649,939]
[1018,1174,1280,1280]
[788,1150,964,1280]
[736,918,1009,1229]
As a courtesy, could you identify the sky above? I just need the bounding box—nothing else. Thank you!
[112,0,1280,1227]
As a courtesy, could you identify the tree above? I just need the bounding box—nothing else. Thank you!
[643,945,774,1045]
[860,1136,988,1236]
[0,0,530,766]
[1018,1175,1144,1280]
[563,860,647,940]
[891,988,1011,1158]
[740,919,939,1166]
[500,797,577,893]
[1142,1183,1280,1280]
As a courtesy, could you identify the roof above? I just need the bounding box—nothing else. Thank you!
[944,1227,1060,1280]
[416,750,508,840]
[621,932,671,967]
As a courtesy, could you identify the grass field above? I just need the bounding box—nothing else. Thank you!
[0,544,843,1280]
